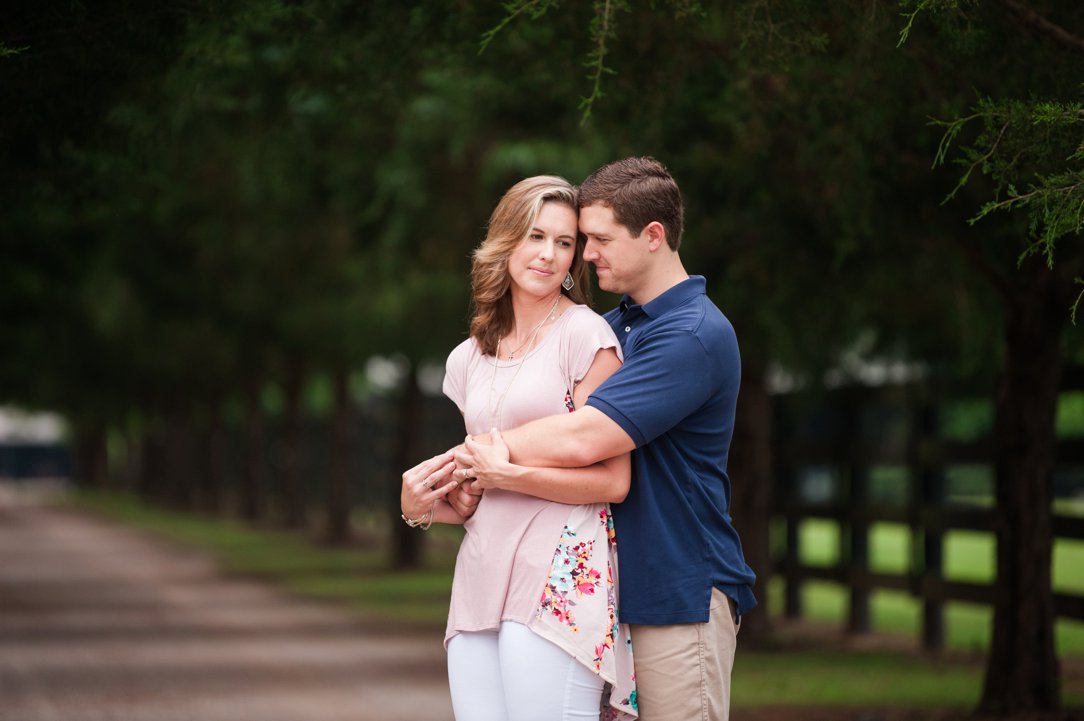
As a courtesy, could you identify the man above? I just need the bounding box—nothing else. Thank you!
[455,156,756,720]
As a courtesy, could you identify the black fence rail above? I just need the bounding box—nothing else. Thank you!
[772,366,1084,650]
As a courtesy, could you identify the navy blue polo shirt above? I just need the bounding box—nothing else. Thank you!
[586,276,757,625]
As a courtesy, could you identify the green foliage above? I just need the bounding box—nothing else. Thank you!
[577,0,627,123]
[940,398,995,442]
[897,0,975,48]
[1076,278,1084,325]
[933,97,1084,270]
[479,0,627,123]
[1057,391,1084,437]
[0,43,28,57]
[2,0,602,424]
[479,0,562,53]
[14,0,1076,426]
[481,0,711,123]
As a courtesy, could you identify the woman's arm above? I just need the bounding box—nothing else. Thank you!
[456,347,631,505]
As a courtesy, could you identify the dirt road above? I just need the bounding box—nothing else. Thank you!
[0,486,454,721]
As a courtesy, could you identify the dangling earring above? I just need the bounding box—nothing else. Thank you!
[562,272,575,291]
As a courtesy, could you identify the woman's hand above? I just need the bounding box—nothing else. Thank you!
[455,429,516,492]
[401,450,458,519]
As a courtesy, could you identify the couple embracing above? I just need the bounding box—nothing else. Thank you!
[400,157,756,721]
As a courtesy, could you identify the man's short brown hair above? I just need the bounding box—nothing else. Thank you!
[578,156,684,250]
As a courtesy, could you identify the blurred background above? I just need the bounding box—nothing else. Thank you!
[2,1,1083,717]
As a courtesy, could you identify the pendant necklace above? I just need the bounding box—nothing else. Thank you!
[486,294,562,428]
[504,294,562,360]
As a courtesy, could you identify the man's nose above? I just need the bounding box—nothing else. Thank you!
[582,238,598,260]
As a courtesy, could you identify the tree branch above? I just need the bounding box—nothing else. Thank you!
[579,0,615,124]
[479,0,550,54]
[1000,0,1084,55]
[977,181,1084,217]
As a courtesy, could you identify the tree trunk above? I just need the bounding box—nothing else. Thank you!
[139,420,168,503]
[978,261,1064,714]
[728,355,774,643]
[390,363,424,569]
[199,401,225,515]
[279,361,307,529]
[122,422,143,493]
[72,420,109,490]
[163,407,194,510]
[239,378,266,521]
[324,367,353,544]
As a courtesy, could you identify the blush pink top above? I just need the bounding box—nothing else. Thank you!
[442,304,638,720]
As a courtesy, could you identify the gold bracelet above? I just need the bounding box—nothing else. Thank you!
[401,508,433,530]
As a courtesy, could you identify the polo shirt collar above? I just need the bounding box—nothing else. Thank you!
[618,275,707,318]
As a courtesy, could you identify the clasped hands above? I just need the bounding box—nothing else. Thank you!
[400,430,512,521]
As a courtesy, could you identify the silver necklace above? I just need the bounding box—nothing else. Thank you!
[486,295,563,428]
[503,294,562,360]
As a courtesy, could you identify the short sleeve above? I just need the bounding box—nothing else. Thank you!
[442,340,472,412]
[559,307,622,392]
[586,327,733,447]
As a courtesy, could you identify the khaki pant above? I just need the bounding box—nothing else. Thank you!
[629,588,738,721]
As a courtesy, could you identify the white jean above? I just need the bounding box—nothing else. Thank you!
[447,621,604,721]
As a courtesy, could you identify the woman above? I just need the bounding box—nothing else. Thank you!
[400,176,637,721]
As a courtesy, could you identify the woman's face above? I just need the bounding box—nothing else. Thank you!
[506,200,578,299]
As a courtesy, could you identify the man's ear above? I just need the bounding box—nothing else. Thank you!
[644,221,667,252]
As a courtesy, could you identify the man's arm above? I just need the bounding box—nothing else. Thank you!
[501,344,635,468]
[501,326,725,468]
[499,405,635,468]
[459,428,630,503]
[498,342,633,466]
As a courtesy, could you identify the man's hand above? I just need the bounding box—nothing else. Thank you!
[445,478,483,518]
[457,429,514,491]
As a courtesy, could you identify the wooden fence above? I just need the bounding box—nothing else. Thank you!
[772,366,1084,650]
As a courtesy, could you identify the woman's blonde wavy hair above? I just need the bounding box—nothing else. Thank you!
[470,175,591,357]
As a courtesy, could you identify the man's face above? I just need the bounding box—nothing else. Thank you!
[579,203,649,297]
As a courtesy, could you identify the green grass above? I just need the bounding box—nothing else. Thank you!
[732,649,982,708]
[70,490,1084,711]
[73,489,458,627]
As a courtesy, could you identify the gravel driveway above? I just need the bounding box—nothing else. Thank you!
[0,484,454,721]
